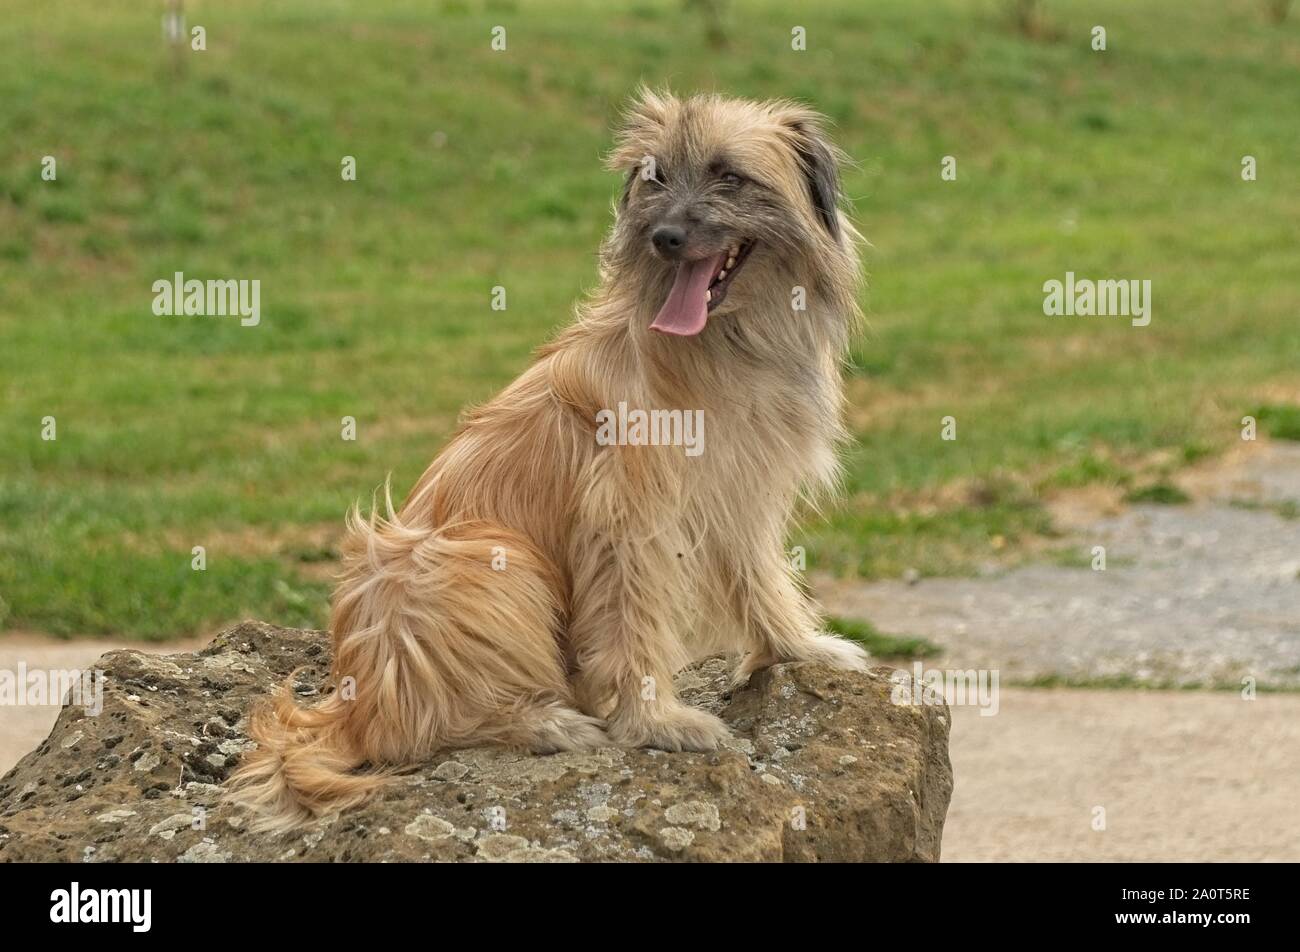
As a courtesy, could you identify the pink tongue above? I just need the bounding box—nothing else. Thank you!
[650,254,724,336]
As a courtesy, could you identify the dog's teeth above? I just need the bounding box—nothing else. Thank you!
[717,269,727,280]
[726,257,736,269]
[705,289,712,301]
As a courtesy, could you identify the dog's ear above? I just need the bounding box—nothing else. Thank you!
[617,167,638,208]
[774,105,844,241]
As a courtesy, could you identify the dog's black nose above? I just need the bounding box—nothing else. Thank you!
[652,225,687,258]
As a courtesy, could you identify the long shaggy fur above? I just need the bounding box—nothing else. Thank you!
[228,90,869,832]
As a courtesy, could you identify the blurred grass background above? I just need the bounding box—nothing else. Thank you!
[0,0,1297,639]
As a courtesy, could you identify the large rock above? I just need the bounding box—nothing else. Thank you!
[0,621,952,862]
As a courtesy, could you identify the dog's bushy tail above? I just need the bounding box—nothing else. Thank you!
[227,483,583,832]
[226,681,392,833]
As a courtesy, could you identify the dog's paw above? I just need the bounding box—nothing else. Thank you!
[607,703,731,753]
[730,649,777,689]
[527,705,610,753]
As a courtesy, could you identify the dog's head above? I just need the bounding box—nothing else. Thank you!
[604,89,855,337]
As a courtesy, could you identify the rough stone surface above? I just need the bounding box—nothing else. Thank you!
[0,621,952,862]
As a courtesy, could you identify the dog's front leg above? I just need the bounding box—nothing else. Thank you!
[567,528,731,752]
[731,549,870,686]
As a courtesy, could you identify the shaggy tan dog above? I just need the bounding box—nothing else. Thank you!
[229,89,869,830]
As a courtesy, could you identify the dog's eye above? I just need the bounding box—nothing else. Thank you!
[719,172,745,188]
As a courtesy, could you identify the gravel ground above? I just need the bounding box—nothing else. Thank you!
[820,442,1300,688]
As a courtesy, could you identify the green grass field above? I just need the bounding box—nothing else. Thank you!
[1,0,1297,639]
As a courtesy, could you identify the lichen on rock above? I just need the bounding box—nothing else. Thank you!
[0,621,952,862]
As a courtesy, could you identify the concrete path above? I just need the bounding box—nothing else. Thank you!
[942,686,1300,861]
